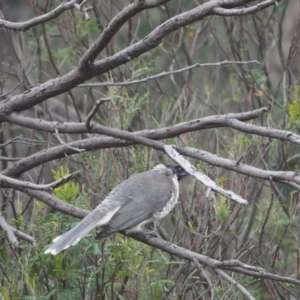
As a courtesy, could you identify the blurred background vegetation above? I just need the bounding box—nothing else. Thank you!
[0,0,300,299]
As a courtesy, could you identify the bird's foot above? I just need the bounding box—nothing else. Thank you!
[138,230,160,239]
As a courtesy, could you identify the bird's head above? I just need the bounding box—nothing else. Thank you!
[166,164,189,181]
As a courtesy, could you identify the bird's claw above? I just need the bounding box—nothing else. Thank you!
[138,230,160,239]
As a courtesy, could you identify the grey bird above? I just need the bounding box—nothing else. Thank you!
[44,164,188,255]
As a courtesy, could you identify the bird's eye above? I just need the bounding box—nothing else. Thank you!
[177,167,182,172]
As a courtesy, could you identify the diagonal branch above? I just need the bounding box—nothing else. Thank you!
[85,98,110,129]
[53,128,85,153]
[78,0,170,72]
[24,189,89,218]
[214,268,255,300]
[129,231,300,286]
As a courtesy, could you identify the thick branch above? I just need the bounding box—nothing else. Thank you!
[227,118,300,144]
[7,107,300,145]
[24,189,89,218]
[180,147,300,187]
[4,107,267,135]
[129,232,300,286]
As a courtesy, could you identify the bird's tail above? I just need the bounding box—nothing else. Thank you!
[44,207,119,255]
[44,218,97,255]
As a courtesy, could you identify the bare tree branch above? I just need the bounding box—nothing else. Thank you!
[130,231,300,286]
[4,107,268,135]
[7,225,36,244]
[192,257,215,299]
[0,156,20,162]
[78,0,170,73]
[24,189,89,218]
[0,0,294,296]
[0,1,78,31]
[79,60,260,88]
[214,0,278,16]
[85,98,110,130]
[0,215,19,247]
[214,268,255,300]
[227,118,300,144]
[0,136,22,149]
[0,173,77,191]
[179,147,300,187]
[53,128,85,153]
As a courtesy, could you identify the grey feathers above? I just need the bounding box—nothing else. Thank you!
[44,206,120,255]
[44,164,186,255]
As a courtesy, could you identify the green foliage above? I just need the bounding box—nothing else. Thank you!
[218,199,231,222]
[287,87,300,129]
[51,166,80,204]
[245,66,268,86]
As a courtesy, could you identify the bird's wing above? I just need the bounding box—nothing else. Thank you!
[96,171,174,239]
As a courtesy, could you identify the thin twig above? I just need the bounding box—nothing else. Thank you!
[0,215,19,247]
[213,0,278,16]
[7,225,36,244]
[0,136,22,149]
[79,60,260,87]
[0,156,20,161]
[193,257,215,300]
[53,128,85,152]
[0,1,78,31]
[86,98,110,129]
[0,64,36,100]
[0,173,77,191]
[214,268,256,300]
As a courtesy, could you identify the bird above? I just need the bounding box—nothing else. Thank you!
[44,164,188,255]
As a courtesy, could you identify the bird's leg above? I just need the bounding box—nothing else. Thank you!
[121,229,160,239]
[137,230,161,239]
